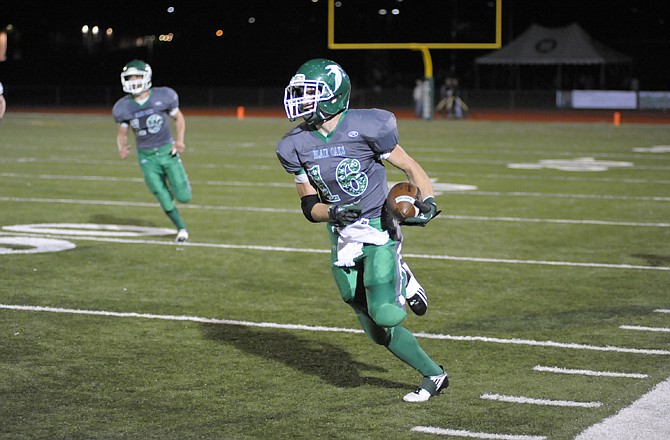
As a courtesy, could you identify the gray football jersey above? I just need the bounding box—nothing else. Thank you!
[112,87,179,150]
[276,109,399,219]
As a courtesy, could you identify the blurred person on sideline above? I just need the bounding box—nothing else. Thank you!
[436,77,468,119]
[276,58,447,403]
[413,78,424,118]
[112,59,192,243]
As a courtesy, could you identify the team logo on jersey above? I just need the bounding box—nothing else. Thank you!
[347,131,359,138]
[326,64,343,91]
[146,114,163,134]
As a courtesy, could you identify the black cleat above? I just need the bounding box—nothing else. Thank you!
[402,261,428,316]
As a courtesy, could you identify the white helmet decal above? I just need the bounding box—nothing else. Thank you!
[325,64,343,92]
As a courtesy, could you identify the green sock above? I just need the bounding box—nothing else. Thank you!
[165,208,186,230]
[386,325,442,377]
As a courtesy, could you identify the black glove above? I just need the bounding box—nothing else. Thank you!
[328,204,362,227]
[402,196,441,227]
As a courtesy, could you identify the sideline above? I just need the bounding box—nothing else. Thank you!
[575,376,670,440]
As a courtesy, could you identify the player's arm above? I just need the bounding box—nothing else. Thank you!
[296,181,328,222]
[116,124,131,159]
[386,145,434,199]
[171,108,186,154]
[386,144,440,226]
[296,177,361,226]
[0,95,6,119]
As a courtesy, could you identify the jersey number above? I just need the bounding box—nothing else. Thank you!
[308,158,368,203]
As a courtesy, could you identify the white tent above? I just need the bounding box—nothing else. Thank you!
[475,23,632,89]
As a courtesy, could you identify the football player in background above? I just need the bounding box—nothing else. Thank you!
[112,60,191,243]
[0,81,6,119]
[276,58,446,402]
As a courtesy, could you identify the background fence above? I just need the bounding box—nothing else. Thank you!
[4,86,667,113]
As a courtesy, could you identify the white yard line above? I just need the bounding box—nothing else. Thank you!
[3,196,669,228]
[448,191,670,202]
[2,304,669,438]
[1,304,669,356]
[1,230,668,272]
[2,171,670,201]
[443,214,670,228]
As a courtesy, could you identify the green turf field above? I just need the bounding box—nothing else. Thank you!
[1,112,668,439]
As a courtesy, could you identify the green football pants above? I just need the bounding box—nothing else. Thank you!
[327,221,442,376]
[329,227,407,329]
[137,144,192,211]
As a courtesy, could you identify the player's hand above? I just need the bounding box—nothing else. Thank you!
[402,196,441,227]
[118,145,131,160]
[171,141,185,156]
[328,204,362,227]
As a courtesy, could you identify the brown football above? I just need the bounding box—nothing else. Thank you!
[386,182,422,220]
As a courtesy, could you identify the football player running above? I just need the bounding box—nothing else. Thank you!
[276,58,446,402]
[112,60,191,242]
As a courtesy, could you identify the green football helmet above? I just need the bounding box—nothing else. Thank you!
[284,58,351,126]
[121,59,152,95]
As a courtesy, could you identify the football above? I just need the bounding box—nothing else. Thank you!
[386,182,422,220]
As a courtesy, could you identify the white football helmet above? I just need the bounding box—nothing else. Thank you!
[121,59,152,95]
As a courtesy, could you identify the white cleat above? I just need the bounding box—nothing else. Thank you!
[175,229,189,243]
[403,367,449,403]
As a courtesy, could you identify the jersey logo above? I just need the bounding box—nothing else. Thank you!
[325,64,343,91]
[348,131,359,138]
[146,114,163,134]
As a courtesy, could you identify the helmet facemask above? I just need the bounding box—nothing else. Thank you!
[284,75,337,124]
[121,60,153,95]
[283,59,351,127]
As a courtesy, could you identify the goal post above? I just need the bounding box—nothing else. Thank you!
[327,0,502,119]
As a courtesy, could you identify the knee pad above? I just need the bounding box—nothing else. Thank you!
[369,303,406,328]
[175,190,192,204]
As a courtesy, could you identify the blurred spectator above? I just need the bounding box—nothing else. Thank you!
[413,78,424,118]
[436,77,468,119]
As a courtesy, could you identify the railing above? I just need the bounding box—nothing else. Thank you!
[4,85,664,111]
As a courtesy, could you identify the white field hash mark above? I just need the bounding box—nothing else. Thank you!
[620,325,670,333]
[1,304,669,356]
[533,365,648,379]
[410,426,546,440]
[481,393,602,408]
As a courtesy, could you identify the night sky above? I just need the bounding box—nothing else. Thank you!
[1,0,669,89]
